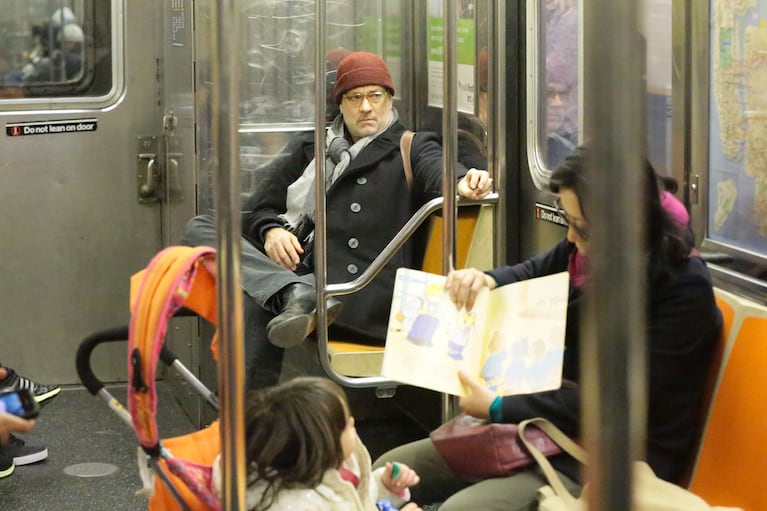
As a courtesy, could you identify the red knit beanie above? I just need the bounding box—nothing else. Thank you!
[333,51,395,104]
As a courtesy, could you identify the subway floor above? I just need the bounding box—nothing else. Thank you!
[0,381,440,510]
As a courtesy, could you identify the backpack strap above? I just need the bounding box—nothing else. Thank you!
[400,130,415,190]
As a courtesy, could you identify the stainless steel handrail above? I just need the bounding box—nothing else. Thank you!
[327,194,499,298]
[316,194,498,390]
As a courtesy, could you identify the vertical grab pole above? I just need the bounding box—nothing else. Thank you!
[313,1,330,355]
[582,1,646,510]
[441,0,459,423]
[490,0,507,265]
[211,0,247,509]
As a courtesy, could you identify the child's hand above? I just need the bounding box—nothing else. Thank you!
[382,461,420,495]
[400,504,423,511]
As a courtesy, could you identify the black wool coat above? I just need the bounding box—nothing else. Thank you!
[242,120,467,342]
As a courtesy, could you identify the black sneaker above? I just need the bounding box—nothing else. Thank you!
[0,449,13,479]
[2,435,48,465]
[0,367,60,405]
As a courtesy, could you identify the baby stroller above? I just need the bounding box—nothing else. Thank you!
[76,246,222,510]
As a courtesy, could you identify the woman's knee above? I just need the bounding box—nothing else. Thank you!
[373,438,434,471]
[437,469,555,511]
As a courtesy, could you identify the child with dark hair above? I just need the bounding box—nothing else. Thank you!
[213,377,422,511]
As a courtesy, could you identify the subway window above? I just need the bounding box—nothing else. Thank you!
[529,0,672,188]
[644,0,672,176]
[526,0,580,190]
[194,0,402,212]
[0,0,112,99]
[235,0,398,128]
[543,0,579,171]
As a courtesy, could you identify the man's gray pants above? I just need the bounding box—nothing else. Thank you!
[180,214,315,388]
[180,214,315,307]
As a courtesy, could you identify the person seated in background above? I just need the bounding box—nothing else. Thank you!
[54,23,85,80]
[373,146,721,511]
[213,377,423,511]
[0,364,55,478]
[182,51,492,388]
[545,51,578,169]
[22,8,83,84]
[0,52,23,86]
[20,23,53,83]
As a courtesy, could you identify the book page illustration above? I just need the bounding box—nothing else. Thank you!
[479,271,569,395]
[383,269,569,397]
[382,269,489,396]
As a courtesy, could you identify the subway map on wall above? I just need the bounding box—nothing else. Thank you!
[709,0,767,254]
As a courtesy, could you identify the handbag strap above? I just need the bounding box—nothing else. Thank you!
[519,418,585,508]
[400,130,415,190]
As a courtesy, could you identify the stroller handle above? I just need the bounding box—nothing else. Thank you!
[76,326,130,395]
[76,325,179,395]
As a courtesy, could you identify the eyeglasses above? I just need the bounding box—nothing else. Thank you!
[342,90,389,106]
[547,86,571,100]
[555,197,590,241]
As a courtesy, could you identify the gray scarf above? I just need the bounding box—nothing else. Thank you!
[280,108,398,241]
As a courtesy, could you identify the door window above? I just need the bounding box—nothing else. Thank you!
[0,1,113,100]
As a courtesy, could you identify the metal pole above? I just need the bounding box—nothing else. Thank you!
[441,0,458,422]
[313,0,330,357]
[490,0,506,265]
[210,0,246,509]
[581,1,646,510]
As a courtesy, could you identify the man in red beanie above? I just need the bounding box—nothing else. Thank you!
[182,51,491,388]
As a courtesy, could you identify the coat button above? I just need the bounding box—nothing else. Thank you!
[348,238,359,249]
[350,202,362,213]
[347,264,359,275]
[356,176,368,185]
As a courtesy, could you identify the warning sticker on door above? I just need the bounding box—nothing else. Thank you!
[6,119,98,137]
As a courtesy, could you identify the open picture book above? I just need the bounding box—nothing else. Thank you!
[382,268,570,396]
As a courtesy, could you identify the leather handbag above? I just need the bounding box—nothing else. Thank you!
[517,418,744,511]
[429,413,562,480]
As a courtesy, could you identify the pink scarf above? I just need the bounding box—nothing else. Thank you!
[568,249,588,289]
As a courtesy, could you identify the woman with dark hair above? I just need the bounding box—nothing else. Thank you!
[373,146,721,510]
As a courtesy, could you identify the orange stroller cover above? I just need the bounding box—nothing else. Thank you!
[149,421,221,511]
[128,246,221,511]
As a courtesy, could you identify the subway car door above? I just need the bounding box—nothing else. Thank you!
[0,1,182,385]
[156,0,206,420]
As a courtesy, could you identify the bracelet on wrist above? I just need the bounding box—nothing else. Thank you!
[489,395,503,423]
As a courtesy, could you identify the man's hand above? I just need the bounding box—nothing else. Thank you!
[445,268,496,311]
[457,168,493,200]
[0,413,35,444]
[263,227,304,270]
[458,370,495,419]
